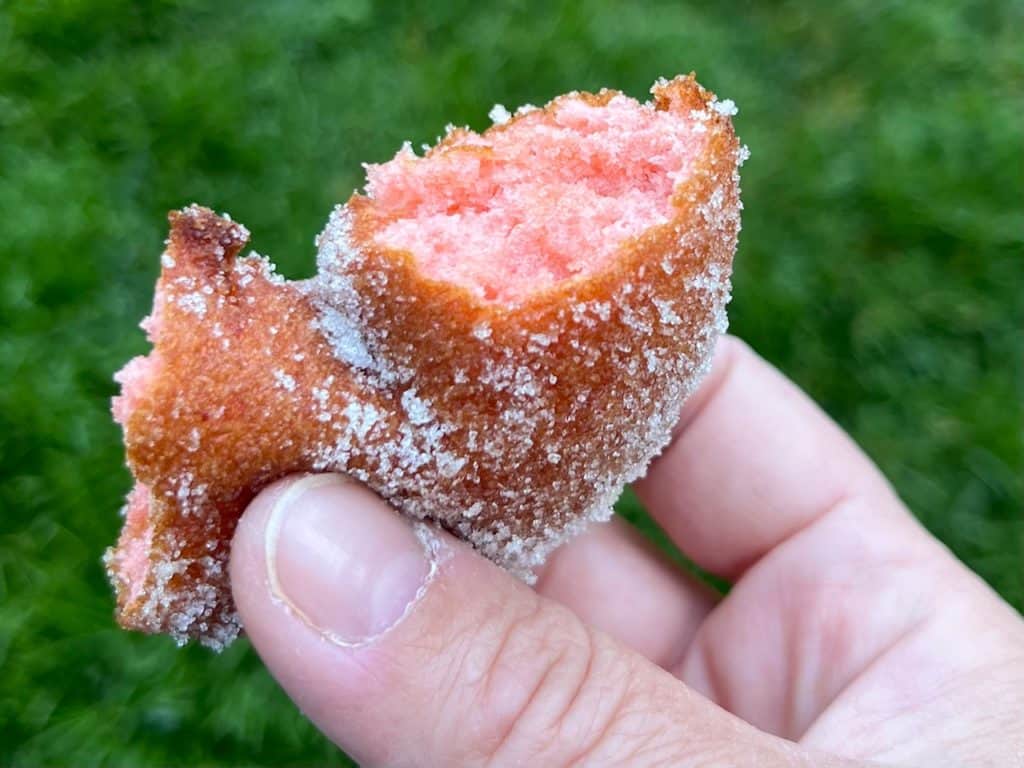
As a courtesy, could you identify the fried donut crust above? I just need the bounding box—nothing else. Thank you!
[106,74,743,648]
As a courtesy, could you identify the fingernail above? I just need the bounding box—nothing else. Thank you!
[265,474,432,645]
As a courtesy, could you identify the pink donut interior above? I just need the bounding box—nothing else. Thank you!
[366,93,707,303]
[111,483,154,604]
[110,305,166,601]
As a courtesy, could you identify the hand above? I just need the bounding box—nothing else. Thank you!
[229,337,1024,767]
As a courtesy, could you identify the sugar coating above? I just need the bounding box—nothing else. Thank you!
[488,104,512,125]
[107,75,744,648]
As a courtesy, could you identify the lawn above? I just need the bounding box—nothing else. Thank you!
[1,1,1021,765]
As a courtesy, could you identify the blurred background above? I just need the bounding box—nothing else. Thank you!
[1,1,1021,765]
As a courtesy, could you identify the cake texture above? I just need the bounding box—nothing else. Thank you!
[106,74,746,648]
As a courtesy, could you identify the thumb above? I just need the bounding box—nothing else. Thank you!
[230,474,839,767]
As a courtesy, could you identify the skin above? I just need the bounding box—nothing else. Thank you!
[230,336,1024,767]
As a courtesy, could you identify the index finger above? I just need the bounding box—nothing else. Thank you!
[634,336,911,579]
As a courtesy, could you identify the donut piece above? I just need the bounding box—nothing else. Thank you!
[106,74,745,648]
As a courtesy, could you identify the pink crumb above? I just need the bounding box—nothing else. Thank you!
[112,356,155,424]
[112,292,167,423]
[110,293,165,601]
[366,93,707,302]
[113,483,154,606]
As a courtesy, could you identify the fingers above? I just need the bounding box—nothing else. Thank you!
[677,496,948,738]
[634,336,918,579]
[679,494,1024,748]
[634,335,1022,746]
[230,474,825,768]
[534,517,717,667]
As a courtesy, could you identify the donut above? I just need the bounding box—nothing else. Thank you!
[105,74,745,648]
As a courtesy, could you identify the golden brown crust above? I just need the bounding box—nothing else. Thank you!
[107,74,743,647]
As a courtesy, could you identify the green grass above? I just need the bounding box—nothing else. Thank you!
[1,1,1021,765]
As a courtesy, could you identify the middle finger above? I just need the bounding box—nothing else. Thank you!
[534,515,717,668]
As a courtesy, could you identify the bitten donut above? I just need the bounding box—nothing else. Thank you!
[106,74,746,648]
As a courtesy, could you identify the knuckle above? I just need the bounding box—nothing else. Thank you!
[455,598,635,766]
